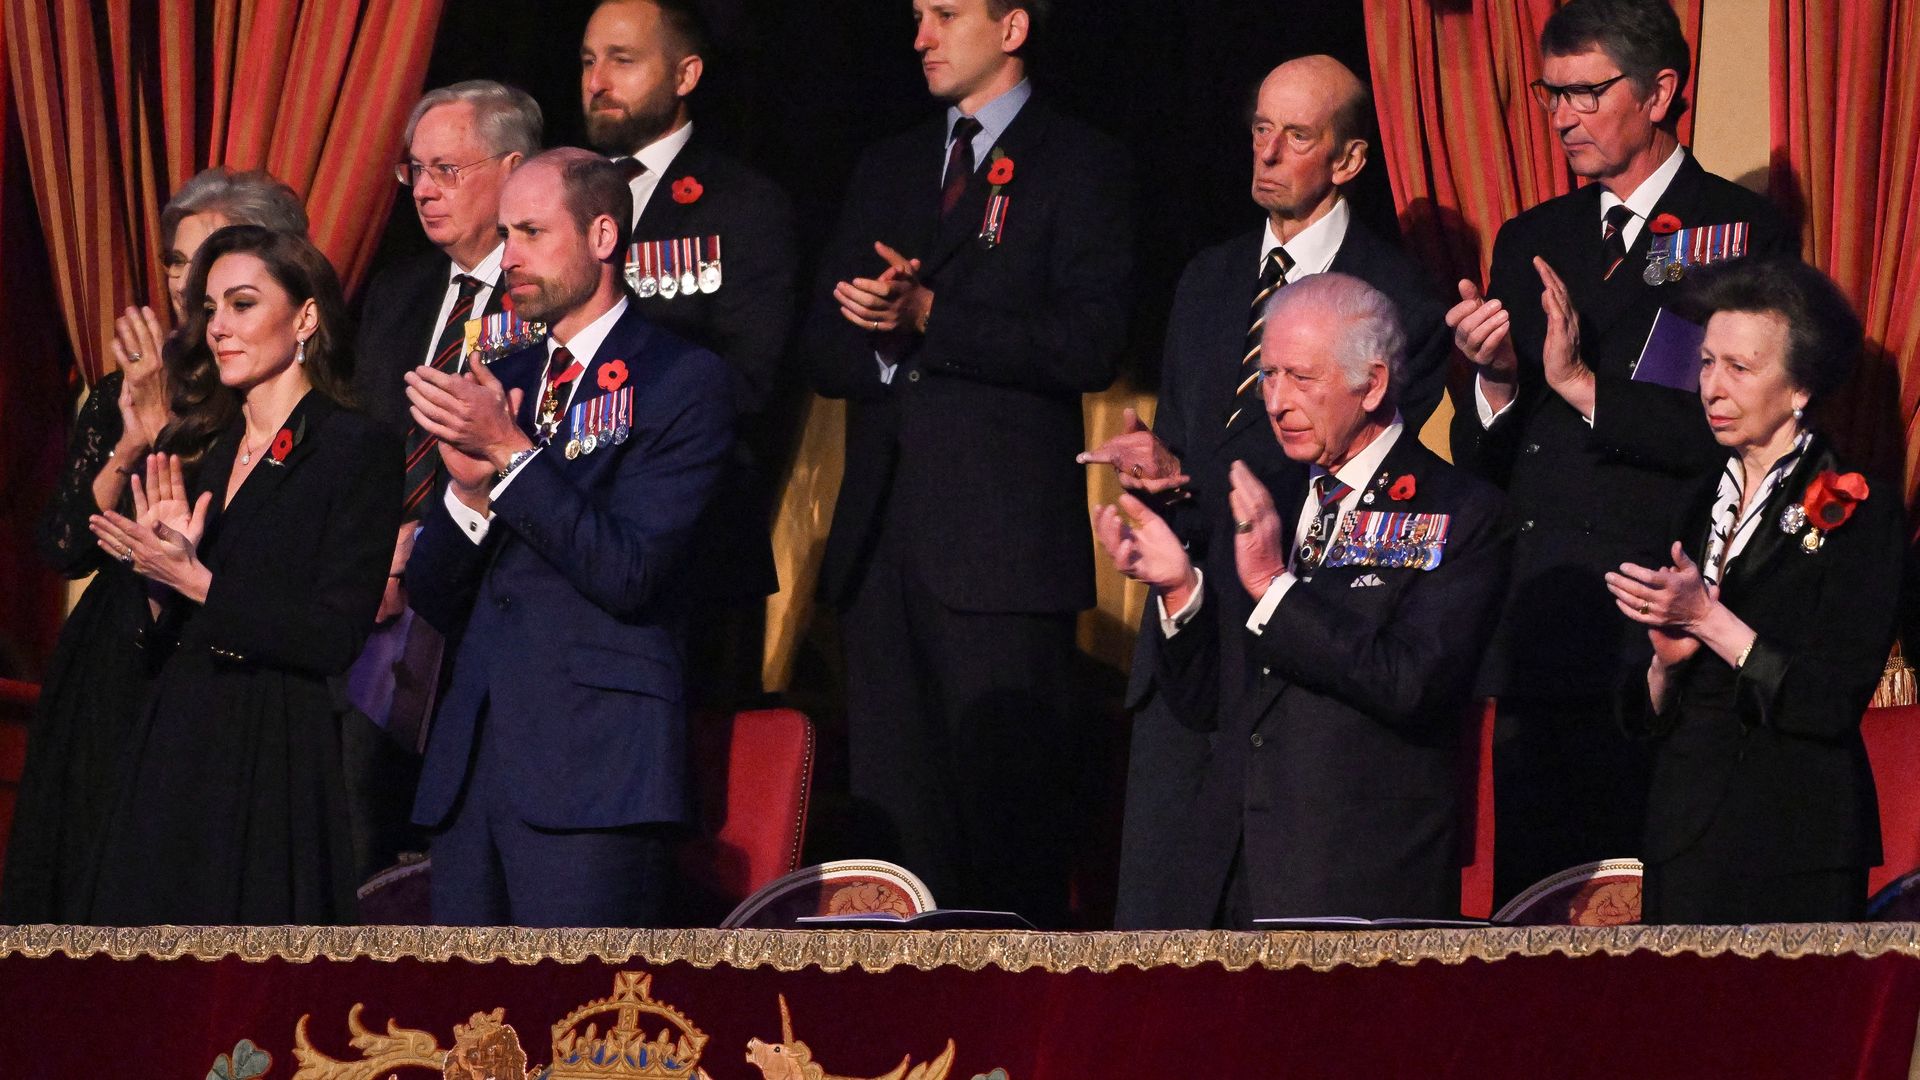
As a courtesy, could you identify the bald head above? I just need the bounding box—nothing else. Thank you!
[1250,55,1372,231]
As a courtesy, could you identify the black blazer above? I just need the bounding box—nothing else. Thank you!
[1451,150,1796,697]
[627,128,800,599]
[1620,439,1898,875]
[352,250,508,439]
[1143,434,1511,922]
[1121,215,1451,707]
[805,97,1134,614]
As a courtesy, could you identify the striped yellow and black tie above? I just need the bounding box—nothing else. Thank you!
[1226,246,1294,428]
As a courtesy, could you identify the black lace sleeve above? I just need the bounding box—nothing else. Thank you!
[35,371,127,579]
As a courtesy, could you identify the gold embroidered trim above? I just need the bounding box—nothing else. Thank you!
[4,924,1920,972]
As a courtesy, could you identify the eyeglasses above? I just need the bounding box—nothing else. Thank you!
[394,153,508,188]
[1528,73,1630,114]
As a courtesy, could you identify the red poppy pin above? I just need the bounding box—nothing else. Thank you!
[1650,213,1683,235]
[671,176,703,204]
[1388,474,1417,501]
[987,156,1016,186]
[597,358,630,392]
[1803,470,1868,528]
[267,427,295,466]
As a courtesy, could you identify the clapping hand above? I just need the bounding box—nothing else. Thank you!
[407,352,528,474]
[834,241,929,339]
[1092,493,1197,607]
[1607,542,1717,632]
[89,452,212,601]
[1077,407,1189,495]
[1226,460,1288,599]
[1534,257,1595,416]
[112,305,171,450]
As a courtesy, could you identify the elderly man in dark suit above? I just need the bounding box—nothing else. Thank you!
[582,0,800,704]
[1081,55,1451,929]
[1443,0,1794,903]
[342,80,541,882]
[404,148,732,927]
[1095,273,1510,925]
[804,0,1132,926]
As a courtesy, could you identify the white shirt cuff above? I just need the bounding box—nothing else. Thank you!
[1473,373,1515,429]
[876,352,897,384]
[444,484,493,545]
[1246,571,1298,634]
[1156,569,1204,638]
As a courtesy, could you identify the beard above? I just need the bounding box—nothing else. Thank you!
[504,264,597,324]
[584,92,680,155]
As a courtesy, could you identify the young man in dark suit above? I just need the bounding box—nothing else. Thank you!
[342,80,541,881]
[804,0,1133,925]
[1074,56,1452,927]
[1095,273,1511,925]
[582,0,800,704]
[404,149,732,927]
[1443,0,1794,903]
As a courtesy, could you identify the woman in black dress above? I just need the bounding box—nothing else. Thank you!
[1608,258,1901,924]
[84,225,400,925]
[0,170,306,922]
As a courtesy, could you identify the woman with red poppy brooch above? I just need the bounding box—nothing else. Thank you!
[1606,257,1903,925]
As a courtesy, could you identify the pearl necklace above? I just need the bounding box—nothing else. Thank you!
[238,428,269,466]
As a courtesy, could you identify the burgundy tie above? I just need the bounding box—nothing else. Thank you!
[1601,204,1635,280]
[940,116,982,217]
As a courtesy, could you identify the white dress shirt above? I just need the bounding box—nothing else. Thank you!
[1260,196,1349,281]
[423,244,503,372]
[1473,143,1689,428]
[444,296,631,543]
[1158,417,1405,637]
[622,120,697,229]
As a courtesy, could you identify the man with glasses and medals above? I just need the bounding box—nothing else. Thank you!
[344,80,543,885]
[1442,0,1792,905]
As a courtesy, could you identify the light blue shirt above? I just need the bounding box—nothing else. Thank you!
[942,78,1032,181]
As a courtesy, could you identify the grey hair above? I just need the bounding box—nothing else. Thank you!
[1263,271,1406,403]
[161,167,308,246]
[404,80,543,159]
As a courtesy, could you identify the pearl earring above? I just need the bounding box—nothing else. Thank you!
[295,338,307,365]
[1793,405,1804,422]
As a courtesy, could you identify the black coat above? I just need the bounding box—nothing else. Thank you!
[627,129,800,598]
[1451,151,1795,697]
[87,392,403,924]
[805,97,1134,614]
[351,250,507,439]
[1621,439,1898,881]
[1133,434,1510,924]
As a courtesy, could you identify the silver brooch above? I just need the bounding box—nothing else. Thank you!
[1779,503,1808,534]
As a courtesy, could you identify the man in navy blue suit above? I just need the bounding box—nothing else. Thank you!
[404,147,732,927]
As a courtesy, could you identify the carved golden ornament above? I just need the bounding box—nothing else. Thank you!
[744,994,954,1080]
[549,971,707,1079]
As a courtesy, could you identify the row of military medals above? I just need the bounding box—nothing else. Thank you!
[563,386,631,460]
[626,236,722,299]
[1644,222,1750,286]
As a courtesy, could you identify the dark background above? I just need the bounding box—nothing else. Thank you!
[372,0,1392,389]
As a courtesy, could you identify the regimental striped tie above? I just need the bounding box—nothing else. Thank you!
[940,116,982,218]
[1601,203,1635,281]
[401,274,483,518]
[1226,247,1294,429]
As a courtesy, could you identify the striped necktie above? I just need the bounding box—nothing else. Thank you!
[401,274,483,517]
[941,116,982,217]
[1601,204,1635,280]
[1295,473,1353,574]
[1226,247,1294,428]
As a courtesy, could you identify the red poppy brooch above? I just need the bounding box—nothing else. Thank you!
[1650,213,1684,235]
[1779,470,1868,552]
[1388,474,1417,501]
[266,422,299,467]
[978,149,1014,249]
[671,176,703,205]
[597,358,629,392]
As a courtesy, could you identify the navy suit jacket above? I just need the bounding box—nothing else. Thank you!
[1450,151,1794,697]
[805,97,1134,613]
[407,303,733,830]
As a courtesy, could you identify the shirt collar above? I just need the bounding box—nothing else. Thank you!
[548,296,629,367]
[629,120,695,178]
[1312,414,1406,493]
[1260,197,1350,279]
[946,78,1032,149]
[451,243,504,285]
[1598,143,1687,228]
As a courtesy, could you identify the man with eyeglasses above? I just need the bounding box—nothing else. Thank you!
[1443,0,1792,905]
[344,80,542,884]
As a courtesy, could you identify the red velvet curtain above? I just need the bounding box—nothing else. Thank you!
[1,0,446,387]
[1363,0,1701,288]
[1771,0,1920,496]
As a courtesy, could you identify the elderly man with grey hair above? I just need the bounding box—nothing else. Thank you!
[1093,272,1513,927]
[343,79,542,885]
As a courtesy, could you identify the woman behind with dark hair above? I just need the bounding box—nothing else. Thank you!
[1607,256,1900,924]
[1,170,308,923]
[82,225,401,925]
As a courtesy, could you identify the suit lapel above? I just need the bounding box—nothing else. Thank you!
[921,104,1046,280]
[206,391,336,565]
[1720,439,1833,597]
[635,132,706,238]
[553,307,653,457]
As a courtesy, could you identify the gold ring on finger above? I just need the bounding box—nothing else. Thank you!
[1640,601,1651,615]
[1235,520,1254,534]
